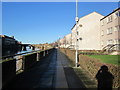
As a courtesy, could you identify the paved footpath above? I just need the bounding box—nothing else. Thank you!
[5,49,87,89]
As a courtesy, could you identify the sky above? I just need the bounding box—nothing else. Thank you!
[2,2,119,44]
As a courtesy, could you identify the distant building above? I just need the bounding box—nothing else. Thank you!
[64,33,72,48]
[32,43,53,50]
[0,35,21,49]
[58,38,65,48]
[58,34,72,48]
[71,12,104,50]
[0,35,23,56]
[100,8,120,51]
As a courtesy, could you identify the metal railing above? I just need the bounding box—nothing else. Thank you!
[102,44,120,53]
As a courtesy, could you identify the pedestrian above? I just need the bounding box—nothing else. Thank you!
[96,65,114,90]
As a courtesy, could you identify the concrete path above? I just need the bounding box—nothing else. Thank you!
[5,49,87,89]
[56,49,86,89]
[55,50,68,88]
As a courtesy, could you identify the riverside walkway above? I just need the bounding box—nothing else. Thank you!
[5,49,96,89]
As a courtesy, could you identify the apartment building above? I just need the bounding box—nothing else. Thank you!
[100,8,120,50]
[71,12,104,50]
[64,33,72,48]
[58,34,72,48]
[59,8,119,52]
[58,38,65,48]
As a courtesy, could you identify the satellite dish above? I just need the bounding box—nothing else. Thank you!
[79,38,82,40]
[79,24,82,27]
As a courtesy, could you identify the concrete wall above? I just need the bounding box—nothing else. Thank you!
[2,48,54,88]
[2,58,16,88]
[78,55,120,88]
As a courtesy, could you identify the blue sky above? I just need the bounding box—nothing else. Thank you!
[2,2,118,44]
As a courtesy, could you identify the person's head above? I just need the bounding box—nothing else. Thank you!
[101,65,108,72]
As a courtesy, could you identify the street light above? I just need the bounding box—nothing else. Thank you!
[75,0,79,67]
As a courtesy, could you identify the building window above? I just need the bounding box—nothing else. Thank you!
[114,39,118,44]
[115,11,120,17]
[101,40,104,46]
[77,31,79,35]
[114,25,120,31]
[107,39,114,45]
[107,27,113,35]
[101,30,104,36]
[107,15,112,23]
[114,39,120,44]
[101,20,104,26]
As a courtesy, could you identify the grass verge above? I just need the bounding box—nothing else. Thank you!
[86,55,120,65]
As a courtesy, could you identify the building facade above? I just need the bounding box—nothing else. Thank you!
[58,38,64,48]
[64,34,72,48]
[100,8,120,51]
[71,12,104,50]
[0,35,22,56]
[0,35,19,49]
[58,8,120,52]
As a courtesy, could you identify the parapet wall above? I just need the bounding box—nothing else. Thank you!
[2,48,54,88]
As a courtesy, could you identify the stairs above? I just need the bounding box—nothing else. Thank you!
[102,44,120,55]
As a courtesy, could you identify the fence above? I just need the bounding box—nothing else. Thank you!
[1,48,54,88]
[60,48,120,88]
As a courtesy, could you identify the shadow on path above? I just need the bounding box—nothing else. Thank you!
[64,67,86,89]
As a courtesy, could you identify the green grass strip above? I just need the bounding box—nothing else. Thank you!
[86,55,120,65]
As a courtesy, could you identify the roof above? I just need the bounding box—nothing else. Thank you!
[71,12,104,31]
[0,35,16,40]
[100,8,120,21]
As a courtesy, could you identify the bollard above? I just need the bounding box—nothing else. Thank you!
[43,51,45,56]
[37,52,40,61]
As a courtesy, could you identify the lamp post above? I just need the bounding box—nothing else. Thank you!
[75,0,79,67]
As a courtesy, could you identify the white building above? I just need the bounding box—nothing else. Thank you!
[100,8,120,51]
[71,12,104,50]
[58,34,72,48]
[58,38,65,48]
[64,33,72,48]
[59,8,120,52]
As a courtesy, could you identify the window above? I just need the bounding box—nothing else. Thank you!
[114,25,120,31]
[115,11,120,17]
[114,39,118,44]
[107,27,113,35]
[101,20,104,26]
[101,41,104,46]
[107,15,112,23]
[107,39,113,45]
[101,30,104,36]
[77,31,79,35]
[114,11,120,19]
[114,39,120,44]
